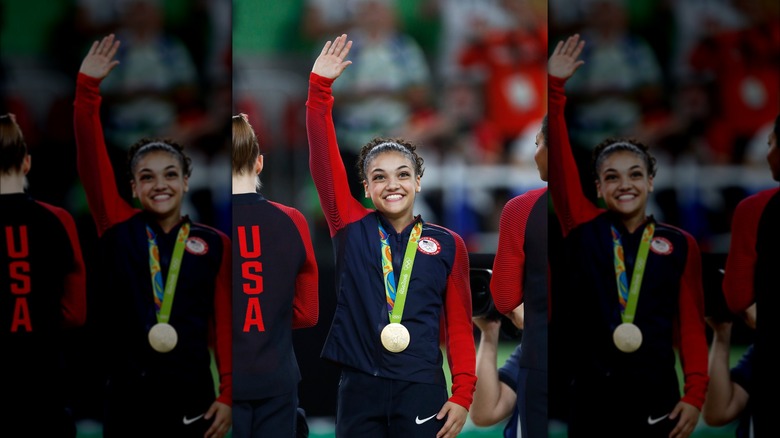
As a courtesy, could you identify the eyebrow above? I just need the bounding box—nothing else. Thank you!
[370,164,412,174]
[138,165,179,173]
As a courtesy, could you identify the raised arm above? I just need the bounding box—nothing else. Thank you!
[73,34,136,235]
[305,34,370,236]
[547,35,601,236]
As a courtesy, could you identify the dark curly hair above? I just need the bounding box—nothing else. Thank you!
[356,137,425,183]
[127,137,192,181]
[591,137,657,181]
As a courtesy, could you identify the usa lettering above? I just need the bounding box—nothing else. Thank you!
[5,226,32,332]
[238,225,264,332]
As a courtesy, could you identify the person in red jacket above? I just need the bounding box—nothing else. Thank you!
[231,113,319,437]
[1,113,87,437]
[487,114,549,437]
[74,34,231,438]
[306,34,476,438]
[722,113,779,437]
[548,34,708,438]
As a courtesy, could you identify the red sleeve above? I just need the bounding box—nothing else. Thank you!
[722,191,775,313]
[270,202,319,329]
[444,231,477,410]
[676,232,709,410]
[305,72,372,237]
[73,73,137,236]
[40,202,87,328]
[490,192,539,314]
[548,74,602,236]
[212,230,232,405]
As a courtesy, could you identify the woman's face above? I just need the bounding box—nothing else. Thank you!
[131,150,188,221]
[362,151,420,222]
[767,130,779,182]
[534,130,548,182]
[595,150,653,221]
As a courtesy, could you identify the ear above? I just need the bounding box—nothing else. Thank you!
[21,154,31,175]
[255,155,264,175]
[183,176,190,193]
[648,175,654,193]
[415,175,421,193]
[595,180,602,198]
[362,180,369,198]
[130,180,138,198]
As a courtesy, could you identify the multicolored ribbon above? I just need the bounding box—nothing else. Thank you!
[146,222,190,323]
[378,220,423,322]
[611,222,654,323]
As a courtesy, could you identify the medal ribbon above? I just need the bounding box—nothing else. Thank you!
[146,222,190,323]
[379,220,423,323]
[611,222,654,324]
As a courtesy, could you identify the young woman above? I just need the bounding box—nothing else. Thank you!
[721,113,779,437]
[305,34,476,438]
[488,116,549,438]
[1,114,87,437]
[547,35,708,438]
[231,113,319,437]
[73,34,231,438]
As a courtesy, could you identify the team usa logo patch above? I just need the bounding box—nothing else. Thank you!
[650,237,673,256]
[417,237,441,255]
[186,237,209,255]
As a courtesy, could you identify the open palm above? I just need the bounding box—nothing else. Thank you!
[312,33,352,80]
[79,34,121,79]
[548,34,585,80]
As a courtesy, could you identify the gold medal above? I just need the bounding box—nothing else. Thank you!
[380,323,410,353]
[148,322,178,353]
[613,322,642,353]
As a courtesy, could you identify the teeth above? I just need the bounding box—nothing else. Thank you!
[153,194,171,201]
[618,194,635,200]
[386,194,402,201]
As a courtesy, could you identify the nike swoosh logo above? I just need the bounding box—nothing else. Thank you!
[183,414,205,425]
[415,414,437,425]
[647,414,669,425]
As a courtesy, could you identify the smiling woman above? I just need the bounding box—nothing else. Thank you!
[305,34,476,438]
[547,35,708,438]
[73,34,232,438]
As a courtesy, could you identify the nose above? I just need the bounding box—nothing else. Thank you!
[387,176,400,190]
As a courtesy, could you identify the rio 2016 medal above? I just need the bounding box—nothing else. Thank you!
[380,323,410,353]
[613,322,642,353]
[148,322,178,353]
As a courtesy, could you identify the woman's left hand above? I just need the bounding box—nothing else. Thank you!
[204,400,232,438]
[668,401,700,438]
[436,401,468,438]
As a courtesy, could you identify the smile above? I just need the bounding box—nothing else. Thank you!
[385,194,403,201]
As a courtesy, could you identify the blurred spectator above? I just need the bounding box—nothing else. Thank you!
[301,0,357,44]
[100,0,200,150]
[458,0,547,153]
[688,0,780,164]
[563,0,665,150]
[330,0,432,200]
[424,0,515,79]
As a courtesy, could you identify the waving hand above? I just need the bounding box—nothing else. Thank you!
[312,34,353,80]
[79,34,121,80]
[548,34,585,80]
